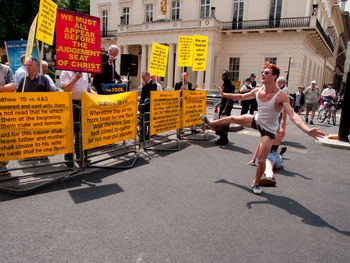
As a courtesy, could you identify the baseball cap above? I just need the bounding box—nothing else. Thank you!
[245,78,252,82]
[311,80,316,84]
[250,72,256,77]
[328,81,334,85]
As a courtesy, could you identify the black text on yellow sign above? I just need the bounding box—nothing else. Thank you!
[81,91,138,150]
[150,91,181,136]
[0,93,74,161]
[182,90,207,127]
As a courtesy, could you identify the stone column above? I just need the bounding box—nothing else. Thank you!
[141,44,147,81]
[167,43,175,90]
[196,71,204,89]
[205,43,214,90]
[123,45,129,54]
[174,44,181,85]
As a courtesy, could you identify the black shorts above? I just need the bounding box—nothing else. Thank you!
[251,118,275,139]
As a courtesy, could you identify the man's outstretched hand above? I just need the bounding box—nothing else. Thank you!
[308,128,325,140]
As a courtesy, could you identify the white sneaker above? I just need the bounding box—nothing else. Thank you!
[252,184,262,195]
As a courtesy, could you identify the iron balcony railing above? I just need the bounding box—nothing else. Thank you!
[222,16,311,31]
[101,30,118,37]
[316,19,334,52]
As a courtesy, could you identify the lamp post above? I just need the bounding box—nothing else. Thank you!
[286,55,292,86]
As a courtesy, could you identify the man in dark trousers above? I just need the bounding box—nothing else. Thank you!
[215,70,235,145]
[140,71,157,139]
[93,45,121,94]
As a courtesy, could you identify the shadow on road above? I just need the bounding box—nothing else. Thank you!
[215,179,350,237]
[277,168,312,180]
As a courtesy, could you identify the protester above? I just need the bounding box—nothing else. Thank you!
[14,54,26,86]
[60,70,94,167]
[93,45,121,94]
[42,60,57,91]
[16,57,51,92]
[304,80,320,125]
[215,71,235,145]
[140,71,157,139]
[249,72,258,113]
[174,72,193,91]
[200,62,325,195]
[0,62,16,177]
[321,82,337,124]
[293,86,305,115]
[151,75,163,91]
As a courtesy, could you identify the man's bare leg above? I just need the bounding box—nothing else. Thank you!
[253,136,273,186]
[264,160,274,179]
[202,114,253,128]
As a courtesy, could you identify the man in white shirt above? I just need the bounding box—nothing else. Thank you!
[321,82,337,124]
[14,54,26,86]
[60,71,94,167]
[151,75,163,91]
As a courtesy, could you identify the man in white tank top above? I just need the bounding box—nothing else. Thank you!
[200,62,325,195]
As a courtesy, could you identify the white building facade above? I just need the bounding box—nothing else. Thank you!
[90,0,347,92]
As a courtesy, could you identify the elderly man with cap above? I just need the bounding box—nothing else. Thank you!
[321,82,336,124]
[304,80,320,125]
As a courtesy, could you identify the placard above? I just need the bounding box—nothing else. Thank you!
[149,43,169,78]
[36,0,57,45]
[81,91,138,150]
[192,35,208,71]
[182,90,207,127]
[177,36,193,67]
[56,9,101,73]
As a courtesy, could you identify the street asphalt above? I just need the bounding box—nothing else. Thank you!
[0,107,349,263]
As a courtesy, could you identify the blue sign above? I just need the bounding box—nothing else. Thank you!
[100,83,126,94]
[5,40,40,74]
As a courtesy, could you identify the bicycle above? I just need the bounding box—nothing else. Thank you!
[317,104,336,125]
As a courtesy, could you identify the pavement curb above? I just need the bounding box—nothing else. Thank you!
[317,137,350,150]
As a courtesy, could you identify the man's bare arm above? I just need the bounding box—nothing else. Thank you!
[217,86,258,101]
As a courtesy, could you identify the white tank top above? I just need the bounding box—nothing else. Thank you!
[254,87,282,134]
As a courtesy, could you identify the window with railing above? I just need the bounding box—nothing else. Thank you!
[145,4,153,22]
[269,0,282,27]
[172,1,180,20]
[265,57,277,65]
[101,9,108,34]
[200,0,210,18]
[123,7,130,25]
[233,0,244,29]
[229,57,240,81]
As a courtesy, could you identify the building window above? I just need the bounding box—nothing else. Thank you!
[101,9,108,35]
[233,0,244,29]
[269,0,282,27]
[145,4,153,22]
[229,57,240,81]
[123,7,130,25]
[200,0,210,18]
[265,57,277,64]
[172,1,180,20]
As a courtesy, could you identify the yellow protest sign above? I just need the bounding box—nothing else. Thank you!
[177,35,193,67]
[81,91,138,150]
[192,35,208,71]
[26,14,38,59]
[150,91,181,136]
[182,90,207,127]
[149,43,169,78]
[36,0,57,45]
[0,93,74,162]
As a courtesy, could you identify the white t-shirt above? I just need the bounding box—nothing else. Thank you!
[322,88,336,98]
[60,71,89,100]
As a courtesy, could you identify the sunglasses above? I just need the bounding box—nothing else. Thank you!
[261,69,270,75]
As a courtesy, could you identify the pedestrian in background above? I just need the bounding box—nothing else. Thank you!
[304,80,320,125]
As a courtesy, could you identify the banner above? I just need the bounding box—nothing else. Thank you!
[150,91,181,136]
[149,43,169,78]
[81,91,138,150]
[36,0,57,45]
[56,9,101,73]
[192,35,208,71]
[0,93,74,162]
[26,14,39,59]
[177,36,193,67]
[182,90,207,127]
[5,40,40,74]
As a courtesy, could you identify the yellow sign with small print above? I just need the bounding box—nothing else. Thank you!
[192,35,208,71]
[81,91,138,150]
[182,90,207,127]
[36,0,57,45]
[0,92,74,161]
[150,91,181,136]
[149,43,169,78]
[177,35,193,67]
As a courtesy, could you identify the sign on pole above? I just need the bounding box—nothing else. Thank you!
[192,35,208,71]
[149,43,169,77]
[55,9,101,73]
[177,36,193,67]
[26,14,39,59]
[36,0,57,45]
